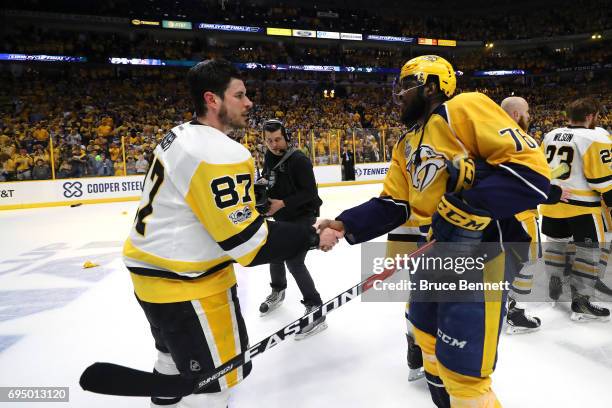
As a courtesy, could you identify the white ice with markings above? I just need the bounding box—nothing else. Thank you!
[0,183,610,407]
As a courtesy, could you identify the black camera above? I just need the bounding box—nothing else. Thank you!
[254,178,270,214]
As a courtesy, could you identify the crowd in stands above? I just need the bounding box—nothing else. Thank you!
[10,0,610,41]
[4,24,611,74]
[1,63,610,182]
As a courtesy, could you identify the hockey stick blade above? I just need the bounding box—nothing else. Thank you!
[80,362,193,397]
[80,241,434,397]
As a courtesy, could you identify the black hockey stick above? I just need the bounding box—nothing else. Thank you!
[80,240,435,397]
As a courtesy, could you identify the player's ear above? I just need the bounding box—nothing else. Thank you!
[424,81,440,98]
[203,91,218,110]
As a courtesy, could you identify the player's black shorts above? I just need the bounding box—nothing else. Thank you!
[541,214,605,244]
[137,284,251,393]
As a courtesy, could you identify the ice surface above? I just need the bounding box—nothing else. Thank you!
[0,184,610,407]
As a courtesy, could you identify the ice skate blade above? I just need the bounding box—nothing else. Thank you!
[294,322,328,341]
[506,325,540,335]
[570,312,611,322]
[408,368,424,382]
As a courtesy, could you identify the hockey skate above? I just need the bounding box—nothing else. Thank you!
[570,295,611,322]
[506,298,541,334]
[406,334,424,381]
[295,304,327,340]
[259,289,285,316]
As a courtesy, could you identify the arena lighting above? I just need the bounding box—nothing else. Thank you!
[367,34,415,43]
[0,53,87,62]
[473,69,526,77]
[109,58,164,65]
[323,89,335,98]
[106,58,401,73]
[237,62,399,74]
[162,20,192,30]
[198,23,263,33]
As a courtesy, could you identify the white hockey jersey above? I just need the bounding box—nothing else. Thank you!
[123,121,267,303]
[540,126,612,218]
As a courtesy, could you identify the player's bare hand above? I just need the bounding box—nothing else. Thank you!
[559,188,571,202]
[319,228,343,251]
[266,198,285,216]
[316,219,345,236]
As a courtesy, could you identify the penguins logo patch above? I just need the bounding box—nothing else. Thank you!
[407,145,447,191]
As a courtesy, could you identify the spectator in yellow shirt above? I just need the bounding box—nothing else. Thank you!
[1,153,16,181]
[315,137,328,165]
[113,160,125,176]
[14,148,33,180]
[0,132,9,147]
[96,121,113,137]
[33,124,50,145]
[32,147,50,164]
[109,143,121,162]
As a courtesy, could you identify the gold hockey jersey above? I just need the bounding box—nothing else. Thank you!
[341,92,551,245]
[540,126,612,218]
[123,121,267,303]
[385,92,550,222]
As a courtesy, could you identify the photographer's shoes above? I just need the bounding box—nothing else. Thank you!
[259,289,285,316]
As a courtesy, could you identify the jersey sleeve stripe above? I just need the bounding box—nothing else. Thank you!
[586,174,612,184]
[218,215,265,251]
[498,163,548,200]
[379,196,411,216]
[226,221,269,261]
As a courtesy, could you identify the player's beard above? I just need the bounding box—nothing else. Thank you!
[400,92,427,127]
[219,103,248,130]
[518,115,529,132]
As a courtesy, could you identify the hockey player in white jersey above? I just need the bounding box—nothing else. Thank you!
[122,59,341,408]
[540,97,612,321]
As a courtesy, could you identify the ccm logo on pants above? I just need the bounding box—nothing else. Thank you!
[437,329,467,349]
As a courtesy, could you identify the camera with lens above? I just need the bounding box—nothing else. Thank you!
[254,177,270,214]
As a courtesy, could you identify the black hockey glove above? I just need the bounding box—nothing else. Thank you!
[431,193,492,258]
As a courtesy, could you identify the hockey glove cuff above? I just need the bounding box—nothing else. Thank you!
[432,193,492,246]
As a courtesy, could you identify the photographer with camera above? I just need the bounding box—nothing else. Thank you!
[256,119,327,339]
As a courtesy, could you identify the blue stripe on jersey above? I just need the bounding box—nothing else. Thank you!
[462,162,550,219]
[336,197,409,244]
[432,103,448,123]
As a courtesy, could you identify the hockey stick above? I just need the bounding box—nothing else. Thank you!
[80,240,435,397]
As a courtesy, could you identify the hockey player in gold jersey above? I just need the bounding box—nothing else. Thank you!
[500,96,570,333]
[123,59,341,408]
[319,55,551,407]
[541,97,612,321]
[500,96,543,333]
[382,128,431,381]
